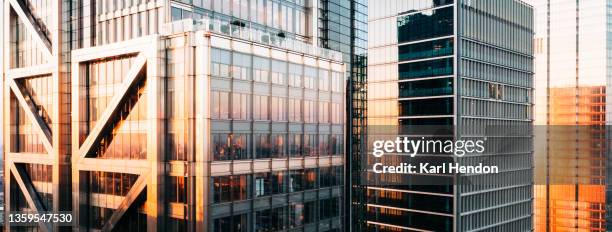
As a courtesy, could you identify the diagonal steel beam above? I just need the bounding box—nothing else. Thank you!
[77,158,150,174]
[77,53,147,162]
[6,63,54,79]
[101,172,149,231]
[8,78,53,154]
[7,0,52,58]
[10,163,53,232]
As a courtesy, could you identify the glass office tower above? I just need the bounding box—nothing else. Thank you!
[533,0,611,231]
[3,0,348,231]
[367,0,533,231]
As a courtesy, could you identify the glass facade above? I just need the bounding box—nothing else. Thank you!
[367,0,533,231]
[4,0,346,231]
[533,1,611,231]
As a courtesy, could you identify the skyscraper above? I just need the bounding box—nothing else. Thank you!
[3,0,354,230]
[366,0,533,231]
[533,0,611,231]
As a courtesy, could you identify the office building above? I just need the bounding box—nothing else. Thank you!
[533,0,610,231]
[3,0,352,230]
[367,0,533,231]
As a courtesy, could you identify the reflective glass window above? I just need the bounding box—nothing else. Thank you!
[398,58,453,80]
[399,78,453,98]
[398,98,453,116]
[398,38,454,61]
[397,6,453,43]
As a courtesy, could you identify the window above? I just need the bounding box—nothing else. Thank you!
[212,133,250,160]
[304,66,317,89]
[398,98,453,116]
[288,99,301,122]
[331,71,343,92]
[212,133,229,160]
[399,78,453,98]
[229,133,250,159]
[232,52,252,80]
[303,134,316,156]
[288,170,303,192]
[271,60,287,85]
[331,134,343,155]
[289,63,302,87]
[254,173,271,197]
[253,95,269,120]
[397,6,453,43]
[271,97,287,121]
[212,176,231,203]
[288,134,302,157]
[304,100,316,123]
[289,203,304,228]
[168,176,187,203]
[318,102,329,123]
[488,83,504,100]
[253,56,270,82]
[211,49,231,78]
[304,201,317,224]
[212,213,248,232]
[232,93,251,120]
[254,133,271,159]
[398,58,453,80]
[255,207,286,232]
[271,133,286,158]
[303,168,317,190]
[319,69,330,91]
[331,102,342,124]
[398,38,454,61]
[320,197,341,219]
[318,134,330,155]
[211,175,250,203]
[211,91,230,119]
[271,171,286,194]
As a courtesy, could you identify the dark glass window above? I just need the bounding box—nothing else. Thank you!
[271,171,286,194]
[288,170,303,192]
[399,78,453,98]
[303,168,317,190]
[254,173,271,197]
[399,58,453,80]
[288,134,302,157]
[318,134,330,155]
[271,133,286,158]
[303,134,317,156]
[397,0,454,14]
[399,98,453,116]
[330,134,343,155]
[212,176,231,203]
[212,133,228,160]
[212,213,248,232]
[289,203,304,228]
[366,189,453,214]
[168,176,187,203]
[399,117,453,126]
[255,207,287,232]
[367,207,452,231]
[304,201,317,224]
[231,133,250,159]
[254,133,271,159]
[398,38,454,61]
[320,167,333,188]
[320,197,341,219]
[397,6,453,43]
[211,175,250,203]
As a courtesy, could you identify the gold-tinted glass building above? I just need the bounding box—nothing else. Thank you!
[2,0,349,231]
[533,0,610,231]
